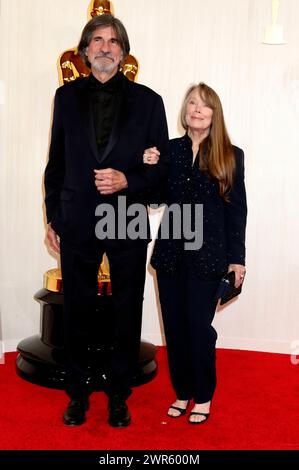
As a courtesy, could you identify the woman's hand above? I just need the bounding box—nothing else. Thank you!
[143,147,160,165]
[228,264,246,288]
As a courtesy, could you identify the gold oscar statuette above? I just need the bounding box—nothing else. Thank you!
[44,254,111,295]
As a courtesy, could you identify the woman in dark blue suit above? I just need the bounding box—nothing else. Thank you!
[144,83,247,424]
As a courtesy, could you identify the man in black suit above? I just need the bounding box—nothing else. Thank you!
[44,14,169,427]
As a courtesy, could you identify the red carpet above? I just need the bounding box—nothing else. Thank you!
[0,347,298,450]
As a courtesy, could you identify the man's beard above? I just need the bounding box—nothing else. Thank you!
[91,53,123,74]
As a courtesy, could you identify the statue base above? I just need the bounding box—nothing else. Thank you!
[16,288,157,389]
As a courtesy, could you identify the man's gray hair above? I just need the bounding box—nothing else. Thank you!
[78,14,130,67]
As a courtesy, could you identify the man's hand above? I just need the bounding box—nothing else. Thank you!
[94,168,128,195]
[46,223,60,254]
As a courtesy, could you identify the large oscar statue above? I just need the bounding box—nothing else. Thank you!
[16,0,156,390]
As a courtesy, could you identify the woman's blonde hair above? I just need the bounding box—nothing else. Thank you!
[181,82,235,200]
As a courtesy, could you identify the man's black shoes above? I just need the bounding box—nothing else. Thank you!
[63,398,90,426]
[63,395,131,427]
[108,395,131,427]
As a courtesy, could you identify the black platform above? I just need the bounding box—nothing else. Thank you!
[16,288,157,389]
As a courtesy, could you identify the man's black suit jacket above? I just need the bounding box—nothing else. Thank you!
[45,73,169,246]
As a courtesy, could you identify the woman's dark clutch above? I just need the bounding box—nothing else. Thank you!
[215,271,242,305]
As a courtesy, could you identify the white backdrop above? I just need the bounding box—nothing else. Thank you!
[0,0,298,354]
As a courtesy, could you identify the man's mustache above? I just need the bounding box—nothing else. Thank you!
[95,53,114,61]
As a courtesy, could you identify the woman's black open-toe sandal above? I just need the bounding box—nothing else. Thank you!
[188,411,210,424]
[167,404,188,418]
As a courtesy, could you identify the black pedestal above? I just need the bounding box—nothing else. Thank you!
[16,288,157,389]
